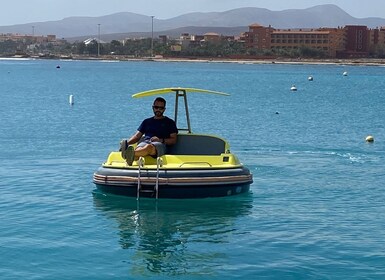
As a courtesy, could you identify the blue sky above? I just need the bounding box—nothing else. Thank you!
[1,0,384,26]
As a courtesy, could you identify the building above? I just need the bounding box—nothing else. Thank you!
[203,33,221,43]
[377,27,385,45]
[177,33,205,49]
[244,24,274,49]
[271,29,334,57]
[158,35,169,45]
[245,24,347,57]
[0,33,57,44]
[337,25,370,58]
[244,23,385,58]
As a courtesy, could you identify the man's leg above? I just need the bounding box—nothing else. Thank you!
[135,144,157,157]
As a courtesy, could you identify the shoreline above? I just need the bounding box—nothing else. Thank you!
[152,57,385,66]
[2,55,385,66]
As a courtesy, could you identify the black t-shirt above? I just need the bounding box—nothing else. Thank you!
[138,116,178,141]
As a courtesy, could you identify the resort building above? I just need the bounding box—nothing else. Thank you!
[244,24,346,57]
[369,26,385,55]
[244,24,385,58]
[337,25,370,58]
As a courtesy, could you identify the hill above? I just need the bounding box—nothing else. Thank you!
[0,4,384,40]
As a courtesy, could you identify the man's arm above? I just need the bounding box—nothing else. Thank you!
[150,132,177,145]
[165,132,177,145]
[127,131,143,145]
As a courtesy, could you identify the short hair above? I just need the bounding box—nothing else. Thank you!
[154,97,166,106]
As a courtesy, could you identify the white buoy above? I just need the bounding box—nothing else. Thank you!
[69,94,74,105]
[343,71,348,76]
[308,76,313,81]
[365,135,374,143]
[290,85,297,91]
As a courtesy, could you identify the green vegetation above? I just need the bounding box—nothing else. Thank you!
[0,40,19,55]
[1,37,385,59]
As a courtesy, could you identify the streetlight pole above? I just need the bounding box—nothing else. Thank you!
[97,23,101,57]
[31,26,36,54]
[151,16,154,57]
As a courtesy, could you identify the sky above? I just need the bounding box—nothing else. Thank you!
[1,0,384,26]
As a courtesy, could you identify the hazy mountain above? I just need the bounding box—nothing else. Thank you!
[1,4,385,40]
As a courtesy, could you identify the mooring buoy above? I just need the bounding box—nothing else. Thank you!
[69,94,74,105]
[365,135,374,143]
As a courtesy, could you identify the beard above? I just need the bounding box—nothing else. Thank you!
[154,111,163,117]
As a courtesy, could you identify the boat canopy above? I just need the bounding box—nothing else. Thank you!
[132,87,229,133]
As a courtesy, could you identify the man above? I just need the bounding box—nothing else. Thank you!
[120,97,178,165]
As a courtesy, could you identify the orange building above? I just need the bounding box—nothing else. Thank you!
[369,26,385,53]
[379,27,385,45]
[244,23,385,58]
[244,24,274,49]
[337,25,370,58]
[270,28,346,57]
[245,23,346,57]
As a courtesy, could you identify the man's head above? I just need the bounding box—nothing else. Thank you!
[152,97,166,118]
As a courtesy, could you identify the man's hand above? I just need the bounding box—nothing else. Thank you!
[150,136,161,142]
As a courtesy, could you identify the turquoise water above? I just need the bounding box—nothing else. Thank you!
[1,58,385,279]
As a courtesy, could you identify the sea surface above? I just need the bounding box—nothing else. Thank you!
[1,58,385,279]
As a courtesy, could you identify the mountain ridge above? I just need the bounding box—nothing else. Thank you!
[1,4,384,40]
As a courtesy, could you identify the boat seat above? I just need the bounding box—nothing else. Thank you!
[167,134,226,155]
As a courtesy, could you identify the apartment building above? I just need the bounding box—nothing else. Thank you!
[245,24,385,58]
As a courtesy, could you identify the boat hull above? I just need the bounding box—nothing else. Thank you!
[93,166,253,199]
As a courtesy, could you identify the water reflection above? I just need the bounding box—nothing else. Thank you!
[92,191,253,275]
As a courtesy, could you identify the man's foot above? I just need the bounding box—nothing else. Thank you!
[120,139,128,157]
[125,145,135,166]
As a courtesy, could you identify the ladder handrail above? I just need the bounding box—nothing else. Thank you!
[136,157,145,200]
[136,164,141,200]
[155,157,163,199]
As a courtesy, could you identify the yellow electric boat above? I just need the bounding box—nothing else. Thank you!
[93,87,253,199]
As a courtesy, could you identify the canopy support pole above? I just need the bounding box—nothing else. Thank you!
[174,89,191,133]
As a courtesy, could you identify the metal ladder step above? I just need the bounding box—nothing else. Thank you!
[137,156,162,200]
[139,189,155,193]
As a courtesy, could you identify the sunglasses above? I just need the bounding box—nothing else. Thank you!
[153,106,165,110]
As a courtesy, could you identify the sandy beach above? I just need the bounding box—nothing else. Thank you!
[3,54,385,66]
[86,55,385,66]
[149,57,385,66]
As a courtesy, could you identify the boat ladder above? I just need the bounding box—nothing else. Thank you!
[136,157,163,199]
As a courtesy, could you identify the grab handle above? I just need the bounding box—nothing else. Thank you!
[179,162,212,167]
